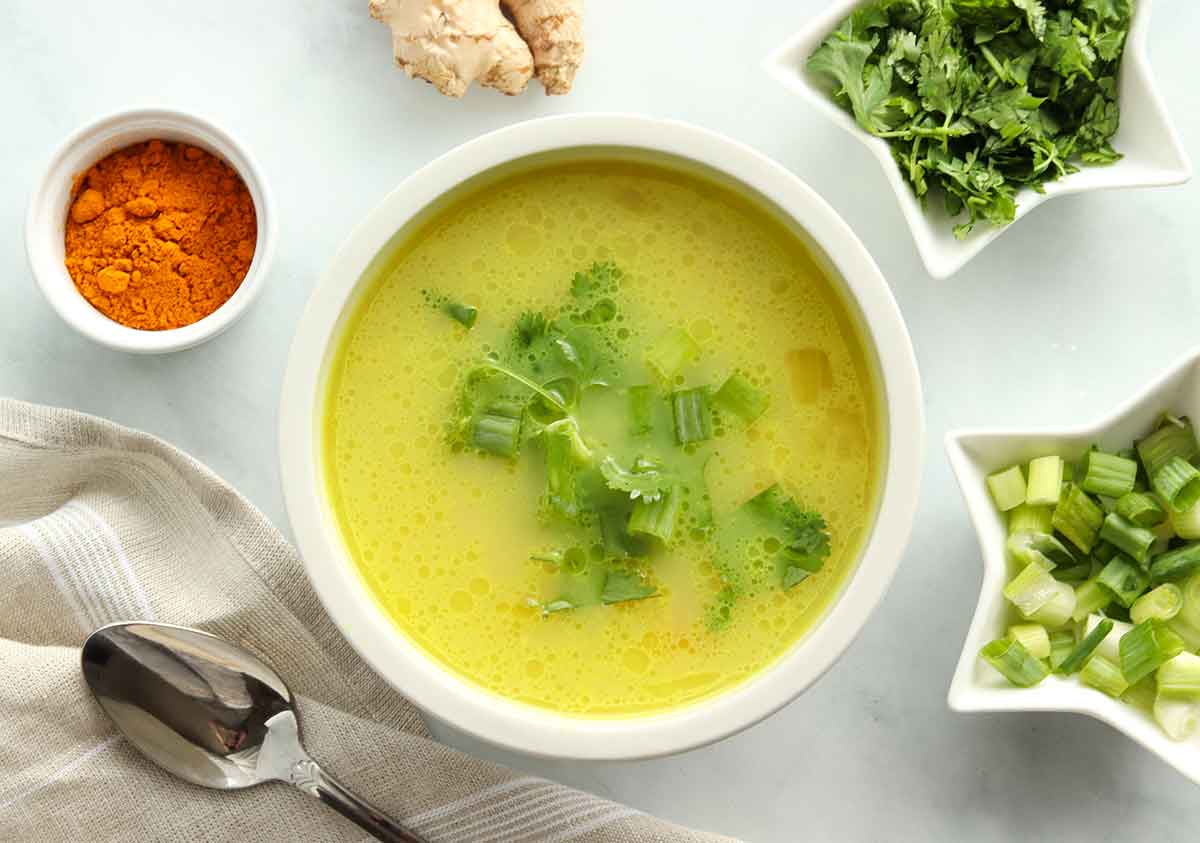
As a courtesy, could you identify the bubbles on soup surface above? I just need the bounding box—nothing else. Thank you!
[325,161,878,715]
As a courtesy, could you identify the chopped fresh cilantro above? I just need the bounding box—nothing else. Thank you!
[807,0,1133,238]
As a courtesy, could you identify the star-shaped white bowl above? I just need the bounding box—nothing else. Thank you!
[765,0,1192,279]
[945,347,1200,783]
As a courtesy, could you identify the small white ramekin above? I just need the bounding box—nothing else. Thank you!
[25,107,276,353]
[280,114,925,761]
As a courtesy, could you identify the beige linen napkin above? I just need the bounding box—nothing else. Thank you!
[0,399,734,843]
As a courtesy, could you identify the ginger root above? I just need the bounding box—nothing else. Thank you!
[369,0,584,98]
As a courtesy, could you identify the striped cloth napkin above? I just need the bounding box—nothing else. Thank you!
[0,399,734,843]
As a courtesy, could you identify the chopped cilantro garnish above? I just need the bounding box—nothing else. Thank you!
[807,0,1133,238]
[452,262,832,627]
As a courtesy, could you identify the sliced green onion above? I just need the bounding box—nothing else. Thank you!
[1080,450,1138,498]
[1156,652,1200,700]
[543,426,582,518]
[1096,554,1150,607]
[645,327,699,382]
[1123,676,1158,711]
[1026,456,1064,507]
[672,388,713,445]
[1048,628,1076,670]
[1052,484,1105,554]
[470,401,523,457]
[1149,542,1200,584]
[1154,693,1200,741]
[443,301,478,329]
[1091,541,1118,565]
[1027,580,1076,628]
[1153,456,1200,513]
[1008,623,1050,660]
[628,485,681,543]
[1130,583,1184,625]
[1116,491,1166,528]
[1176,571,1200,631]
[1137,416,1198,479]
[1171,499,1200,540]
[1007,531,1074,570]
[1085,614,1132,664]
[1003,563,1061,617]
[1008,503,1053,535]
[1098,513,1155,564]
[1081,655,1129,698]
[1071,578,1113,622]
[979,638,1049,687]
[713,373,770,425]
[987,465,1027,512]
[1119,619,1185,685]
[1052,562,1092,584]
[629,385,655,436]
[1057,618,1113,675]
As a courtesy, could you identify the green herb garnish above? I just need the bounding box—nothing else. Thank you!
[807,0,1133,238]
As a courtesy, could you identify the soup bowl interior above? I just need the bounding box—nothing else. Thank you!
[279,115,923,760]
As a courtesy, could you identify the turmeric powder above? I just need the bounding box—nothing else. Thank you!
[64,140,257,331]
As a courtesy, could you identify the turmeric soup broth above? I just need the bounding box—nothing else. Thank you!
[323,159,882,715]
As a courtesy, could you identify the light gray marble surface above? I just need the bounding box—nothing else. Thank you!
[4,2,1200,840]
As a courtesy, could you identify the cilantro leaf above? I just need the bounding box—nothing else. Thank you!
[807,36,898,135]
[598,456,675,502]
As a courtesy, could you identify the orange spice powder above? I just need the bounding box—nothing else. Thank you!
[64,140,257,331]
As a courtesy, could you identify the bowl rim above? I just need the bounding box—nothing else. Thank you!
[944,346,1200,783]
[762,0,1192,280]
[278,113,925,760]
[24,106,277,354]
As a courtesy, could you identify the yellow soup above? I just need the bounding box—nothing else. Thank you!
[324,157,882,716]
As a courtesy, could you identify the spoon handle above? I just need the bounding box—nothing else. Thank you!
[290,759,428,842]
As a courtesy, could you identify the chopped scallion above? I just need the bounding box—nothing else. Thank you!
[1080,655,1129,698]
[713,373,770,425]
[1007,531,1073,570]
[1119,619,1185,685]
[1171,499,1200,540]
[1115,491,1166,528]
[1130,583,1183,625]
[1156,652,1200,700]
[1008,624,1050,660]
[1026,456,1064,507]
[628,485,681,543]
[1003,563,1061,617]
[1071,578,1112,622]
[672,388,713,445]
[1080,450,1138,498]
[987,465,1027,512]
[1048,628,1076,671]
[1149,542,1200,584]
[1137,416,1198,479]
[1057,618,1112,675]
[628,385,655,436]
[1098,512,1155,564]
[1052,484,1105,554]
[1153,456,1200,513]
[470,401,523,458]
[980,638,1049,687]
[1154,693,1200,741]
[1028,581,1076,628]
[1008,503,1053,536]
[645,328,699,382]
[1096,554,1150,607]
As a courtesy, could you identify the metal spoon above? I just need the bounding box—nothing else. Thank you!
[81,621,428,843]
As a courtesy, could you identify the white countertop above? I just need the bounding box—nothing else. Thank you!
[5,1,1200,840]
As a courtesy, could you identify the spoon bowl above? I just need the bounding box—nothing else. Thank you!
[81,621,426,842]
